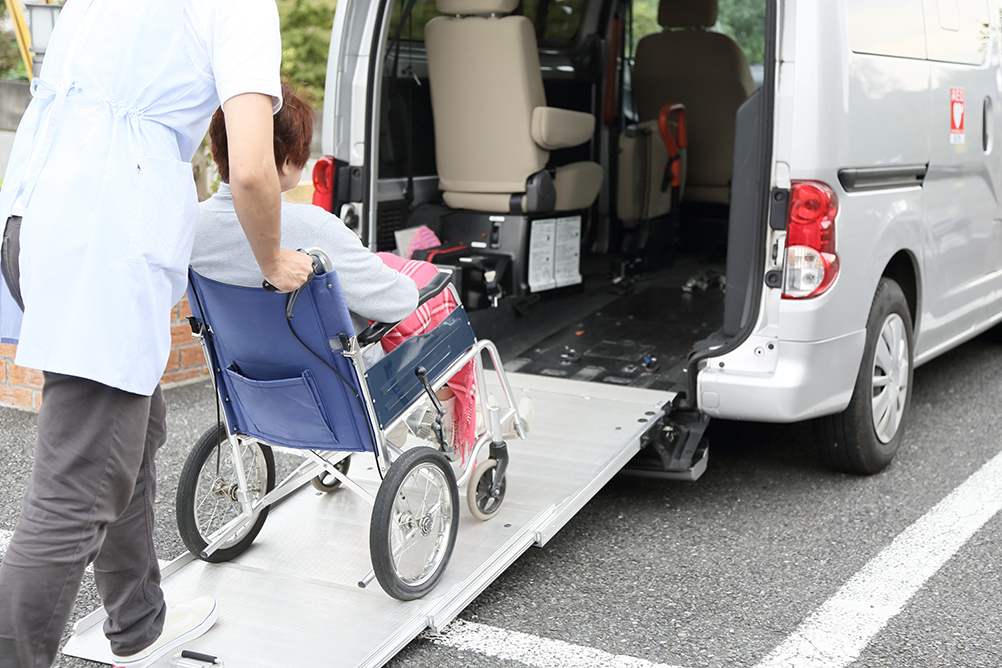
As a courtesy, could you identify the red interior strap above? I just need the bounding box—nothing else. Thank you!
[658,103,687,188]
[426,245,468,262]
[602,18,623,126]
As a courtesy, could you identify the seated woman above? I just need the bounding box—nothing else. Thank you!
[189,83,419,340]
[189,83,479,456]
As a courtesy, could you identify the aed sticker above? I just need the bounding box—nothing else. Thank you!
[951,87,965,144]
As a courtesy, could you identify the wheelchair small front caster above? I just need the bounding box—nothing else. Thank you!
[310,456,351,492]
[467,458,507,521]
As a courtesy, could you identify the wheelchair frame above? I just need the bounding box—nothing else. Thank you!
[177,268,524,601]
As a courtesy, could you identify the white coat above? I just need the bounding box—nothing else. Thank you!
[0,0,282,395]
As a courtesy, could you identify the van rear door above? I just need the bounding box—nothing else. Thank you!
[322,0,383,246]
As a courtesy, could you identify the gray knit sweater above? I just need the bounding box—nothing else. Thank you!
[190,184,418,336]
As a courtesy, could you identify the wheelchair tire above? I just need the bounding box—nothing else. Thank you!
[176,423,276,563]
[370,447,459,601]
[311,456,351,492]
[466,458,507,521]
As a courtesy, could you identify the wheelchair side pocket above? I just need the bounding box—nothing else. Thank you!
[222,364,338,448]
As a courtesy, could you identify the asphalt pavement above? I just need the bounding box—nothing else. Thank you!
[1,325,1001,667]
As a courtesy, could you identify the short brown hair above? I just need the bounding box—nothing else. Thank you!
[209,82,315,184]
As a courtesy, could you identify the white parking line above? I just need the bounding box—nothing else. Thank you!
[426,619,686,668]
[755,448,1002,668]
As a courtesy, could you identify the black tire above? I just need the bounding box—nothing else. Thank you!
[311,456,351,492]
[814,278,914,474]
[176,423,276,562]
[466,458,507,521]
[370,447,459,601]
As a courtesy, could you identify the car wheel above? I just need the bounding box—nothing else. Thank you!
[814,277,913,474]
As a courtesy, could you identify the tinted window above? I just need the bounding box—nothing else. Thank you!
[389,0,587,43]
[631,0,767,66]
[524,0,587,41]
[847,0,927,59]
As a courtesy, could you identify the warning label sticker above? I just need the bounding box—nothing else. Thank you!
[951,87,965,144]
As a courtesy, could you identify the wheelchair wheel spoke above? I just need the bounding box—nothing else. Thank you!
[371,448,459,599]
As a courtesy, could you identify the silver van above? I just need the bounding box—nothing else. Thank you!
[314,0,1002,476]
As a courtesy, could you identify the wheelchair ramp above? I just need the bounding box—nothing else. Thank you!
[63,373,673,668]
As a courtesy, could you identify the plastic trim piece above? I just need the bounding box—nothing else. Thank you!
[837,164,927,192]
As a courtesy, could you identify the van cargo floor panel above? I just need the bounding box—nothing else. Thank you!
[504,269,725,392]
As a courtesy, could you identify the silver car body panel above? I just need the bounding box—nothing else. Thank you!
[700,0,1002,422]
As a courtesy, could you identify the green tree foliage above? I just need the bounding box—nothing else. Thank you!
[718,0,766,65]
[278,0,338,105]
[631,0,765,65]
[631,0,660,49]
[0,37,20,80]
[1,1,18,78]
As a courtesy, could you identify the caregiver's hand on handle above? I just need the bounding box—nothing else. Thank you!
[260,248,315,293]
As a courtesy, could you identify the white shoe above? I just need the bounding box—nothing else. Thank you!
[478,394,535,440]
[406,398,455,449]
[112,596,218,668]
[508,396,534,439]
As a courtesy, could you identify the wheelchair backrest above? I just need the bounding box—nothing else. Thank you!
[187,268,374,452]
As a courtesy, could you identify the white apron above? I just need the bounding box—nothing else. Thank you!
[0,0,281,395]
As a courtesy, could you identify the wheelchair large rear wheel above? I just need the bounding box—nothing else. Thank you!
[176,423,276,563]
[370,447,459,601]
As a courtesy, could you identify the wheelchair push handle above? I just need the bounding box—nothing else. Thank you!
[261,249,331,293]
[265,249,333,320]
[357,269,454,346]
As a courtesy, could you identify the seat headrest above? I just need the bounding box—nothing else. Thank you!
[436,0,518,15]
[658,0,717,28]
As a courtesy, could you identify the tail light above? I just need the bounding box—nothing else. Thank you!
[312,156,335,212]
[783,181,839,299]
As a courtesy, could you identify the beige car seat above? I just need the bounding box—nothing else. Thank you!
[633,0,755,206]
[425,0,603,214]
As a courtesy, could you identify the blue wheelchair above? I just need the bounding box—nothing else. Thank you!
[174,251,525,600]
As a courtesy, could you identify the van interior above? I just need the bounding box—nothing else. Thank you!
[356,0,773,428]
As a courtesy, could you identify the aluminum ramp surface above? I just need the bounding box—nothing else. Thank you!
[64,373,673,667]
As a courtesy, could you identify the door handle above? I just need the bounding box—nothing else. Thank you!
[983,96,994,154]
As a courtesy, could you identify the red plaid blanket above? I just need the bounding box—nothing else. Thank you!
[376,253,478,461]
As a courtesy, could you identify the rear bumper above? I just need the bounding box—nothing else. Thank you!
[696,330,866,423]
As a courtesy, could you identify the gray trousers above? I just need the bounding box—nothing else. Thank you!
[0,218,167,667]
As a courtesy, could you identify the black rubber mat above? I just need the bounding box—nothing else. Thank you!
[503,264,725,391]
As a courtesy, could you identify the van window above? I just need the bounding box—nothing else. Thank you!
[924,0,990,65]
[525,0,588,41]
[389,0,587,43]
[630,0,767,67]
[846,0,927,59]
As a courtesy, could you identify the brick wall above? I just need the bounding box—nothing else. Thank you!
[0,296,209,411]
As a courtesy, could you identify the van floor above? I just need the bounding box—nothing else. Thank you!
[468,254,725,392]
